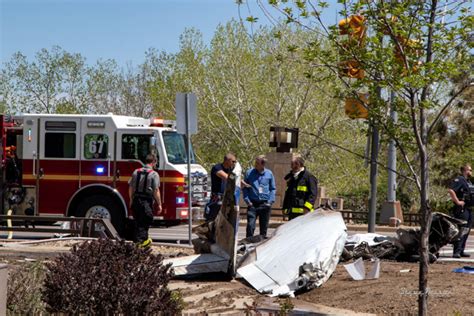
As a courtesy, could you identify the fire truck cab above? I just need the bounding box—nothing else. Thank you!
[0,113,208,235]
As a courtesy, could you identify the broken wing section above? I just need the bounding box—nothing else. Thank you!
[237,211,347,297]
[164,173,238,276]
[163,253,229,275]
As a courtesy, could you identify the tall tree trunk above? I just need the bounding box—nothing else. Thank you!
[418,147,431,315]
[418,2,437,314]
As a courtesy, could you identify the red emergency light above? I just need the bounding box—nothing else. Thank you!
[150,118,165,127]
[150,118,175,128]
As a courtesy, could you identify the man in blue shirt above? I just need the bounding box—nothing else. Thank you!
[243,155,276,238]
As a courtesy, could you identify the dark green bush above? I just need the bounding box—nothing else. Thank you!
[430,199,453,214]
[42,238,182,315]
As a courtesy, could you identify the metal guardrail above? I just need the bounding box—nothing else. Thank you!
[339,210,421,226]
[239,207,421,226]
[0,215,120,239]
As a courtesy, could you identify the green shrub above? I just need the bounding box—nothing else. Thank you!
[42,238,182,315]
[7,261,47,315]
[338,185,413,214]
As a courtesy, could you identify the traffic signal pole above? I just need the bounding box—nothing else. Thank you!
[387,91,397,202]
[368,119,380,233]
[338,15,381,232]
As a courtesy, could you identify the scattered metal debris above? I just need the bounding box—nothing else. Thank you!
[341,212,465,263]
[344,257,380,280]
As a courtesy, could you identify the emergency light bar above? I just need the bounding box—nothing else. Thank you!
[150,118,175,128]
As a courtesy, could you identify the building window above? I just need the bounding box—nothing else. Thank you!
[84,134,109,159]
[45,133,76,158]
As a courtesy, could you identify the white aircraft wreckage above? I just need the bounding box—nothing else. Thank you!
[164,174,348,296]
[236,211,347,296]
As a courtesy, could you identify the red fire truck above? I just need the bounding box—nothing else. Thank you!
[0,113,208,235]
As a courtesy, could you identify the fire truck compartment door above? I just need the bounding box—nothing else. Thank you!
[80,119,114,186]
[37,117,81,214]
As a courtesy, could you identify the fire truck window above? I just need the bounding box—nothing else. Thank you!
[121,134,151,163]
[45,133,76,158]
[84,134,109,159]
[162,131,195,164]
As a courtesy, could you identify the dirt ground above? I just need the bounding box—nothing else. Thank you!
[169,260,474,315]
[298,261,474,315]
[2,239,473,315]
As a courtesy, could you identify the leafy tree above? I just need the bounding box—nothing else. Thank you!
[431,83,474,186]
[86,59,123,114]
[247,0,472,314]
[1,46,89,114]
[146,22,368,195]
[1,47,156,117]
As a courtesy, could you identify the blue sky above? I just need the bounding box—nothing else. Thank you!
[1,0,339,67]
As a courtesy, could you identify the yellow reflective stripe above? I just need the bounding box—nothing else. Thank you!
[23,174,82,181]
[304,201,314,210]
[23,174,184,183]
[291,207,304,214]
[297,186,308,192]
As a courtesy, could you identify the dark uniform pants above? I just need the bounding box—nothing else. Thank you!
[452,205,472,255]
[246,201,271,238]
[289,211,303,221]
[132,197,154,243]
[204,193,222,222]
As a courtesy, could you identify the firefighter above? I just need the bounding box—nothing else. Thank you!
[448,163,473,258]
[282,154,318,220]
[5,145,21,184]
[128,154,162,247]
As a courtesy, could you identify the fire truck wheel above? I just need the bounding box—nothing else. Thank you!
[76,195,125,236]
